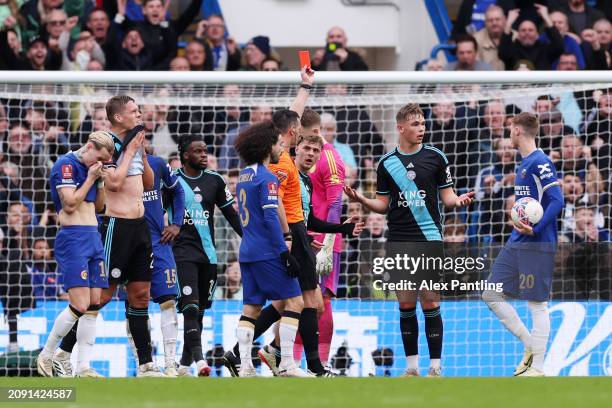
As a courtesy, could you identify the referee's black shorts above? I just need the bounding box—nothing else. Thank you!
[100,216,153,284]
[289,221,318,292]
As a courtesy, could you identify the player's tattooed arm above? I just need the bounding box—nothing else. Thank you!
[58,161,103,214]
[343,185,389,214]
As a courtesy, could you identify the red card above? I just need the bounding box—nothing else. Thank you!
[298,50,311,69]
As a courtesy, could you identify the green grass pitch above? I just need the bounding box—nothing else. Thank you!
[1,377,610,408]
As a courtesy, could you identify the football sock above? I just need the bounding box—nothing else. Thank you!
[160,300,178,367]
[279,311,301,370]
[483,290,532,350]
[182,304,204,363]
[528,301,550,371]
[59,322,78,353]
[237,315,256,370]
[423,306,443,364]
[233,304,280,357]
[127,306,153,365]
[399,307,419,367]
[76,306,99,372]
[299,307,324,373]
[318,297,334,363]
[41,305,83,357]
[293,332,304,362]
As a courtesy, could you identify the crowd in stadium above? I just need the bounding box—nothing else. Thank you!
[0,1,610,311]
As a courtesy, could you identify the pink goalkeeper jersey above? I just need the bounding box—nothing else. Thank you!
[309,143,346,252]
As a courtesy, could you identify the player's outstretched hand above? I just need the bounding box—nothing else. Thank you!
[300,65,314,86]
[456,191,475,207]
[161,224,180,243]
[344,215,365,236]
[343,184,363,203]
[88,161,103,179]
[280,251,301,278]
[513,221,534,236]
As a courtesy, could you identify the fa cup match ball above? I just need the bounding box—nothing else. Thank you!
[511,197,544,225]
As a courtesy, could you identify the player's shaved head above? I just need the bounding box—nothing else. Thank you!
[235,121,279,165]
[511,112,539,138]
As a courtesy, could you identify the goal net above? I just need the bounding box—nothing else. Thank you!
[0,73,610,377]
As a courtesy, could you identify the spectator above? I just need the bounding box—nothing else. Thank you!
[115,0,203,70]
[142,103,173,158]
[451,0,498,37]
[538,108,574,154]
[320,112,357,187]
[4,123,49,212]
[108,27,153,70]
[86,8,110,46]
[473,137,516,241]
[261,57,280,71]
[19,0,63,45]
[580,19,611,69]
[0,33,62,70]
[169,56,190,71]
[218,104,272,171]
[0,201,36,353]
[565,205,609,242]
[427,100,472,189]
[312,26,369,71]
[320,84,384,163]
[585,91,612,151]
[195,14,241,71]
[552,0,606,34]
[24,103,69,164]
[59,19,106,70]
[473,5,508,71]
[557,52,579,70]
[499,5,565,70]
[445,34,493,70]
[0,1,24,36]
[444,217,468,243]
[242,35,270,71]
[559,172,593,234]
[184,40,213,71]
[553,133,603,202]
[215,259,242,300]
[471,99,506,166]
[212,84,249,151]
[43,8,68,42]
[547,10,586,69]
[361,211,387,299]
[74,105,110,148]
[29,236,65,300]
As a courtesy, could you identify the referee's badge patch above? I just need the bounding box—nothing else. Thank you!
[407,170,416,180]
[183,286,192,296]
[81,270,88,280]
[111,268,121,278]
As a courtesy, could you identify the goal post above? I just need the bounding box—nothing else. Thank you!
[0,71,610,377]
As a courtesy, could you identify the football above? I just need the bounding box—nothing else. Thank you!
[511,197,544,225]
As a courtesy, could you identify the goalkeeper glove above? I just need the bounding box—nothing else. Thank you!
[315,234,335,276]
[280,251,301,278]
